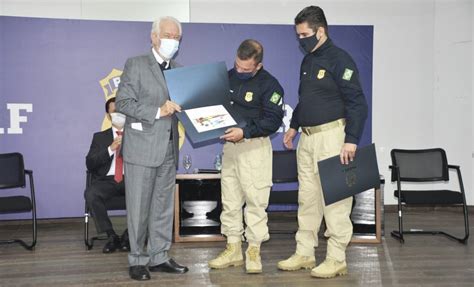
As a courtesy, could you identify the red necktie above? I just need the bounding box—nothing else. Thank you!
[114,131,123,183]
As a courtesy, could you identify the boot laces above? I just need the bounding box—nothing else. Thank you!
[219,244,236,258]
[248,246,259,261]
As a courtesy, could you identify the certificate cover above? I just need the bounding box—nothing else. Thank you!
[164,62,246,146]
[318,144,380,206]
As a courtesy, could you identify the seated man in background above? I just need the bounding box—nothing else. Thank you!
[85,97,129,253]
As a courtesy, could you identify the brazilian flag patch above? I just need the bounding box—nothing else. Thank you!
[270,92,281,104]
[342,68,354,81]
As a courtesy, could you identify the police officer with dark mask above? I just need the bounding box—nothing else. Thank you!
[278,6,368,279]
[208,39,284,274]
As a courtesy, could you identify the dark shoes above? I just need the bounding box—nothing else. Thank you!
[120,229,130,252]
[102,235,120,253]
[149,258,189,274]
[129,265,150,281]
[102,230,129,253]
[129,259,188,281]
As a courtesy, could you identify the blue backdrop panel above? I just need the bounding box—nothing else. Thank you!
[0,16,373,219]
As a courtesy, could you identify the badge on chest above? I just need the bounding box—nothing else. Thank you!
[245,91,253,102]
[317,69,326,79]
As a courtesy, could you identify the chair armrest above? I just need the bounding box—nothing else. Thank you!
[24,169,36,201]
[447,164,466,195]
[389,165,401,183]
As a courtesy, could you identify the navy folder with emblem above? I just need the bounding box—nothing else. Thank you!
[317,143,380,206]
[164,61,246,146]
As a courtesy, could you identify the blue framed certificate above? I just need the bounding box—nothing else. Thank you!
[164,62,246,146]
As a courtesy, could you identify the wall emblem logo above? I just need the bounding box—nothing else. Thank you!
[99,69,123,131]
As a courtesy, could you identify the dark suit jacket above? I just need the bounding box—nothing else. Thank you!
[86,128,115,182]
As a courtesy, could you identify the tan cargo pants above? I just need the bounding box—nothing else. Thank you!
[295,124,353,262]
[220,137,272,245]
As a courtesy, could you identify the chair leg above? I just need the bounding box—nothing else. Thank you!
[21,202,38,250]
[20,171,37,250]
[430,203,468,243]
[459,202,469,244]
[27,183,38,250]
[392,205,469,244]
[0,173,38,251]
[391,199,405,243]
[84,212,94,250]
[396,230,467,243]
[0,210,37,251]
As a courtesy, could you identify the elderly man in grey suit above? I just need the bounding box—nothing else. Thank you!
[115,16,188,281]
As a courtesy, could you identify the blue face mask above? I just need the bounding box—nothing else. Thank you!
[235,71,254,80]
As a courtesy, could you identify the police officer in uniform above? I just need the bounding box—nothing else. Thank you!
[277,6,368,278]
[208,39,284,274]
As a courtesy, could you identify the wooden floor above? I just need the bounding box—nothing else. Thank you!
[0,209,473,286]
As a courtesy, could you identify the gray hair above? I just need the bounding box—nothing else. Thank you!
[151,16,182,35]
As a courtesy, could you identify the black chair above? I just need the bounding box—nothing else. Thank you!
[390,148,469,243]
[270,150,298,205]
[84,171,126,250]
[0,152,37,250]
[268,150,298,233]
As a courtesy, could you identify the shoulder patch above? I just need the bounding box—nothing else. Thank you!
[342,68,353,81]
[270,92,281,104]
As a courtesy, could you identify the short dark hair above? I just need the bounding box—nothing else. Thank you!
[105,97,116,113]
[294,6,328,35]
[237,39,263,64]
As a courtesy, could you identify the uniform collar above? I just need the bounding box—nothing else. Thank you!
[311,38,333,56]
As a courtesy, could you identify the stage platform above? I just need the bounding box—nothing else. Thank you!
[0,209,472,286]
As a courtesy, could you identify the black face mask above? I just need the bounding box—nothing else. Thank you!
[299,34,319,53]
[235,71,254,80]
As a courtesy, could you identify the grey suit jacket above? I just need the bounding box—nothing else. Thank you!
[115,52,179,168]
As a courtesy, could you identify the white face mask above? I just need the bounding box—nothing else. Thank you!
[110,112,126,129]
[159,38,179,60]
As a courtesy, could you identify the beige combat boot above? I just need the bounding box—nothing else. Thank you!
[277,253,316,271]
[208,242,244,269]
[245,245,262,274]
[310,258,347,278]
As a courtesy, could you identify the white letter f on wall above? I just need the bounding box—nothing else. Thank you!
[7,103,33,134]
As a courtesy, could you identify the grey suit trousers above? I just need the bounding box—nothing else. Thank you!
[124,141,176,266]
